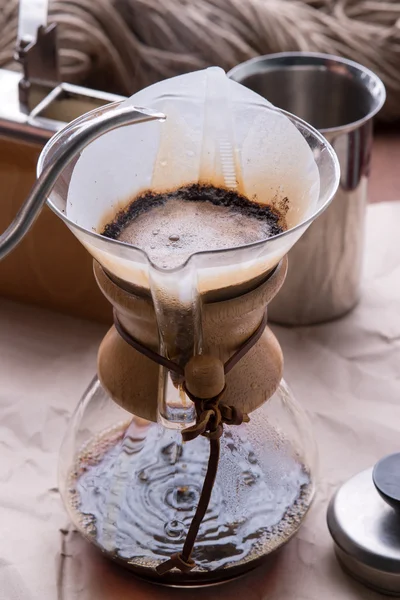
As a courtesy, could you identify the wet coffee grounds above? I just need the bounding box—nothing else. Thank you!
[101,183,284,240]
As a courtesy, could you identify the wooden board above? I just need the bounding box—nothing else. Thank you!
[0,137,111,323]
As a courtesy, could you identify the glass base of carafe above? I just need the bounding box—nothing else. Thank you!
[103,546,281,587]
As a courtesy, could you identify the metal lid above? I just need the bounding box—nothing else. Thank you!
[327,453,400,596]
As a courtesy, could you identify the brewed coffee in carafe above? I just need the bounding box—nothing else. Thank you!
[37,67,339,585]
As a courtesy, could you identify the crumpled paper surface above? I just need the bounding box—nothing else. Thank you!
[1,202,400,600]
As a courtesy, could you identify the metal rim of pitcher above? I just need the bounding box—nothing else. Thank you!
[228,51,386,135]
[37,100,340,274]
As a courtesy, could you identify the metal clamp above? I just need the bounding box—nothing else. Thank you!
[15,0,60,110]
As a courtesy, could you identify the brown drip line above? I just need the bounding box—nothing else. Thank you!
[113,309,269,574]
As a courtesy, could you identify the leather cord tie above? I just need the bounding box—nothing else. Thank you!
[113,309,268,575]
[181,387,249,443]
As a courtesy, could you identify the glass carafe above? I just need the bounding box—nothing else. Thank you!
[61,377,316,586]
[36,71,339,586]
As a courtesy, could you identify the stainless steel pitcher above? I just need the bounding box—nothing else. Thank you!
[229,52,386,325]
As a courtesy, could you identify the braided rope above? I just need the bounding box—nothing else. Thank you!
[1,0,398,119]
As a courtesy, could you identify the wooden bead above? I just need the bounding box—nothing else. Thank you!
[184,355,225,399]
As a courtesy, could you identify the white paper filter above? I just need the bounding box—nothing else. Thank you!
[67,67,320,289]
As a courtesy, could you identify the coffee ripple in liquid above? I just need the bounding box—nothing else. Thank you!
[67,418,312,584]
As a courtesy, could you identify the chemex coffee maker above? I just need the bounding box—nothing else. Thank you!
[0,67,340,586]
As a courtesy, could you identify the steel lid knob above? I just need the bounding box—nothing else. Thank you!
[373,452,400,514]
